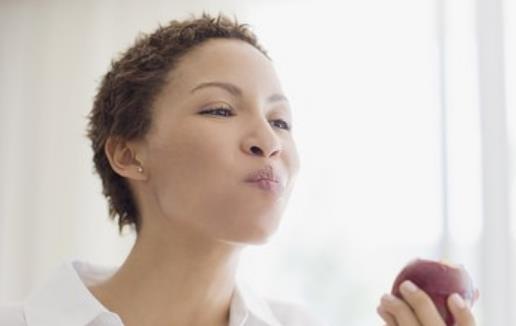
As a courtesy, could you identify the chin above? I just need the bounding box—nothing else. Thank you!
[210,204,284,246]
[221,223,279,246]
[245,233,274,245]
[221,235,269,247]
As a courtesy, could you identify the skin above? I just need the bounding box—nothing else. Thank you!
[377,280,479,326]
[88,39,300,326]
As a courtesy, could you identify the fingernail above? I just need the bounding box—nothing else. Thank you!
[400,280,418,293]
[382,294,396,303]
[450,293,466,309]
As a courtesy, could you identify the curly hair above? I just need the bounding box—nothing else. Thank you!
[86,13,269,234]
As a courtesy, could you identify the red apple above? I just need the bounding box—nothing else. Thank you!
[391,258,477,326]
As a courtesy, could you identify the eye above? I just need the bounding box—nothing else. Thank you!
[199,106,234,117]
[200,106,291,131]
[271,119,291,131]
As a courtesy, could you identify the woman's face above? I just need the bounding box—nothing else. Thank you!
[136,39,299,245]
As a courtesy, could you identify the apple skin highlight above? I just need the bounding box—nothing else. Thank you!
[391,258,476,326]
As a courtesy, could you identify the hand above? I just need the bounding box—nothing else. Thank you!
[376,280,478,326]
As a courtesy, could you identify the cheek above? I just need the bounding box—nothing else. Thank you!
[147,126,236,219]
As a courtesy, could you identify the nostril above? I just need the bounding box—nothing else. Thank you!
[250,146,262,155]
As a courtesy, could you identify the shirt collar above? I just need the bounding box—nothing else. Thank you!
[23,258,282,326]
[230,280,283,326]
[24,258,117,326]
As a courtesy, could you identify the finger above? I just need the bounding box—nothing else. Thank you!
[377,304,398,326]
[448,293,476,326]
[398,280,446,326]
[381,293,421,325]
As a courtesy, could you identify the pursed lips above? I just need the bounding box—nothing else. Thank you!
[244,165,285,194]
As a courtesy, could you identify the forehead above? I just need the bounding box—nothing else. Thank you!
[166,39,282,94]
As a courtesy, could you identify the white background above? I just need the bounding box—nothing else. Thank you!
[0,0,513,325]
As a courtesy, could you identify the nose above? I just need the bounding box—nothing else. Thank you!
[242,118,282,158]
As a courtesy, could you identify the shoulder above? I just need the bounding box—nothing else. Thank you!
[0,303,27,325]
[266,299,327,326]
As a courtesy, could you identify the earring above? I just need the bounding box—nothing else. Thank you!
[137,166,143,173]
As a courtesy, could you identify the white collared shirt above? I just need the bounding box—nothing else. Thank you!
[0,259,325,326]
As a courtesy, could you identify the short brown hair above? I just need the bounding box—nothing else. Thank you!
[86,13,269,234]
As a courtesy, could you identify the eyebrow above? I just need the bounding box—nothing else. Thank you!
[190,81,289,104]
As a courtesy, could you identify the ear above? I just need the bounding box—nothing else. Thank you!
[104,136,147,181]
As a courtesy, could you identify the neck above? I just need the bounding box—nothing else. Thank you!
[89,221,243,326]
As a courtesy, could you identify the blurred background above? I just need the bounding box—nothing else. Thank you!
[0,0,514,325]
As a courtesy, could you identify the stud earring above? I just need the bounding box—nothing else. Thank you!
[137,166,143,173]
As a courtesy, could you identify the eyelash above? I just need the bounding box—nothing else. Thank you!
[200,106,291,131]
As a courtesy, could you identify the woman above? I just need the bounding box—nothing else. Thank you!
[0,13,476,326]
